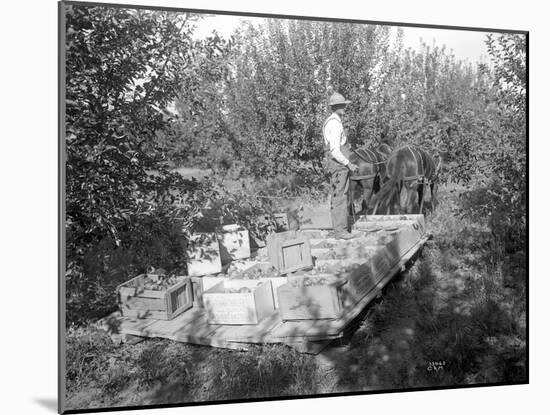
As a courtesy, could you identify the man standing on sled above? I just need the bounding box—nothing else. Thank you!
[323,89,360,240]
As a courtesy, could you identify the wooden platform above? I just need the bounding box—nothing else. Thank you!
[98,215,429,354]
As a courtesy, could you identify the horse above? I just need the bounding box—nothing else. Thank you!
[415,147,443,213]
[372,145,444,215]
[348,143,393,214]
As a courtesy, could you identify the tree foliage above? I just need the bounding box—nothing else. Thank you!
[460,34,527,250]
[219,20,395,178]
[64,6,277,324]
[65,5,201,322]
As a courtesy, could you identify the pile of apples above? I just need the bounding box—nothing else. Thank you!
[316,248,343,260]
[226,265,280,280]
[287,276,331,288]
[223,286,256,294]
[138,274,179,291]
[311,240,334,249]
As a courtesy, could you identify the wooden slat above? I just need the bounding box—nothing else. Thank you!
[171,332,249,351]
[214,312,282,342]
[263,319,343,341]
[136,289,167,299]
[122,296,166,311]
[165,278,193,318]
[143,308,206,337]
[121,309,169,320]
[118,311,248,351]
[117,317,158,337]
[170,313,220,340]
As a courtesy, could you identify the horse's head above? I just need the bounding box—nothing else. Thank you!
[377,142,392,157]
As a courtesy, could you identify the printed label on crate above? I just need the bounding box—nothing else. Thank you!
[202,279,275,324]
[204,295,258,324]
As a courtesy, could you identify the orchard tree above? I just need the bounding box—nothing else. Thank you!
[223,19,394,178]
[474,34,526,248]
[64,5,215,322]
[172,33,237,171]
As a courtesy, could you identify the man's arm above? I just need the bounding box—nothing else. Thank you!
[324,120,350,166]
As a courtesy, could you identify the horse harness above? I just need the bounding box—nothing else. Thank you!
[351,145,441,185]
[401,145,439,186]
[350,148,388,181]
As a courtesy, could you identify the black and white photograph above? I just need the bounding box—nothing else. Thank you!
[57,1,527,413]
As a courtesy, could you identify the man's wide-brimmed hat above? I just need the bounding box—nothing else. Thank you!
[328,92,351,106]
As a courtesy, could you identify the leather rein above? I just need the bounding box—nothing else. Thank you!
[350,149,387,181]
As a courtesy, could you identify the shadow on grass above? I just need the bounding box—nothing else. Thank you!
[321,239,526,393]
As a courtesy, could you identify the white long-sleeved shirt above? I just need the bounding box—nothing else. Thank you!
[323,113,350,166]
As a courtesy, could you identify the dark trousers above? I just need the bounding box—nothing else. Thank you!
[327,157,350,233]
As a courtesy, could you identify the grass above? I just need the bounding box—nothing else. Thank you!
[64,184,527,411]
[65,335,319,409]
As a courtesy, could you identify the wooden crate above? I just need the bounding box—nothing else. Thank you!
[384,225,423,258]
[340,249,396,304]
[117,275,193,320]
[352,222,423,261]
[312,244,379,262]
[277,275,350,320]
[256,212,288,230]
[274,213,290,230]
[311,243,400,307]
[235,262,288,309]
[191,260,275,309]
[186,233,222,277]
[190,276,226,308]
[203,279,276,325]
[217,224,251,264]
[267,231,313,274]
